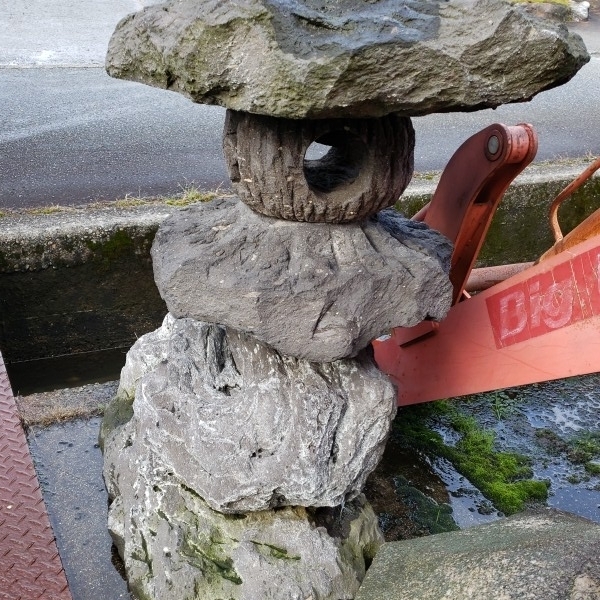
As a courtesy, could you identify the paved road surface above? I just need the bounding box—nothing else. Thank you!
[1,2,599,209]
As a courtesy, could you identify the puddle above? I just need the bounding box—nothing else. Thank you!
[364,429,501,540]
[27,417,130,600]
[447,373,600,524]
[367,373,600,539]
[432,457,501,528]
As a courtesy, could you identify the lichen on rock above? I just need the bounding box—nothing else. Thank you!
[107,476,383,600]
[101,315,388,597]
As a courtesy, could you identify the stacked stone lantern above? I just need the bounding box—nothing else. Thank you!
[100,1,588,599]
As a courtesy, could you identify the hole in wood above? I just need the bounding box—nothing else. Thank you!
[303,130,367,194]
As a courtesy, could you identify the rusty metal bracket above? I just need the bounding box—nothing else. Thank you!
[538,156,600,262]
[414,123,538,305]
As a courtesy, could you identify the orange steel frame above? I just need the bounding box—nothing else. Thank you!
[374,124,600,406]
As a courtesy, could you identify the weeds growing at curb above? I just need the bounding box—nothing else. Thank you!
[19,406,105,429]
[27,205,65,216]
[0,185,229,218]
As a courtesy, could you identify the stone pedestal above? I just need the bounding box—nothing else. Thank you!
[102,315,392,599]
[101,0,590,597]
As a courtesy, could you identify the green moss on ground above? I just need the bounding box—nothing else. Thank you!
[393,402,548,515]
[535,428,570,455]
[584,462,600,476]
[393,476,459,535]
[567,432,600,464]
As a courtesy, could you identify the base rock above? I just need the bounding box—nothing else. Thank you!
[102,314,397,513]
[152,198,452,362]
[108,470,382,600]
[356,509,600,600]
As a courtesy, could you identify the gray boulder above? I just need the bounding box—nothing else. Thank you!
[107,474,382,600]
[106,0,589,119]
[99,313,181,448]
[356,509,600,600]
[102,314,397,513]
[151,198,452,362]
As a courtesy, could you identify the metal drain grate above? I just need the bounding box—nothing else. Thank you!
[0,352,72,600]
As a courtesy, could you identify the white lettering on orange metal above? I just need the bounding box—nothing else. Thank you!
[487,244,600,348]
[498,290,527,340]
[542,280,574,330]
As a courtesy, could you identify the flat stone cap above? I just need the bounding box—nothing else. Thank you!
[106,0,589,119]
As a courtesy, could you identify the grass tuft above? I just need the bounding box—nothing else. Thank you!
[1,185,229,218]
[27,205,66,216]
[164,186,218,206]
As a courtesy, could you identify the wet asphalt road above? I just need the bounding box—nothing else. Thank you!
[1,9,599,209]
[1,68,228,207]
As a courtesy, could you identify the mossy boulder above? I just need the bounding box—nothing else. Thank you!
[106,445,383,599]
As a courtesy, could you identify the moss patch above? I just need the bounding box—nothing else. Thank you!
[181,533,243,586]
[250,541,301,561]
[584,462,600,476]
[535,428,570,455]
[99,390,134,450]
[393,402,548,515]
[393,475,458,535]
[567,432,600,464]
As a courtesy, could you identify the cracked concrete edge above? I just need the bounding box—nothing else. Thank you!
[0,202,174,272]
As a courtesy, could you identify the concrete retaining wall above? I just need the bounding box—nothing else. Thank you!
[1,160,598,366]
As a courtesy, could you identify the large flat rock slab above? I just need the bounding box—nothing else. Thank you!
[356,509,600,600]
[106,0,589,118]
[151,198,452,362]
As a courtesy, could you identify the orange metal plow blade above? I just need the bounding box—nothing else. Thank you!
[374,235,600,406]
